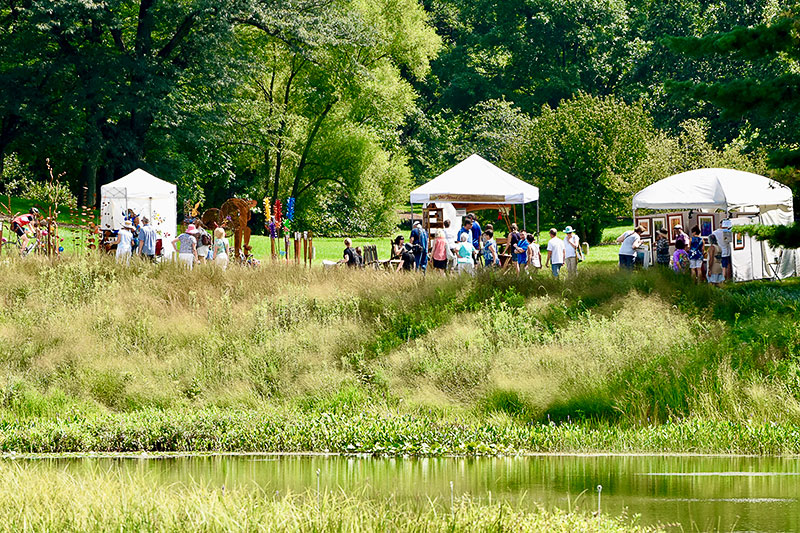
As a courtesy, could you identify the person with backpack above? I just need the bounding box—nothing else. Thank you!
[340,238,361,268]
[689,225,705,282]
[409,221,428,271]
[672,239,690,274]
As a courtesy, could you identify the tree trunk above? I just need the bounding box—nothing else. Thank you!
[290,100,335,201]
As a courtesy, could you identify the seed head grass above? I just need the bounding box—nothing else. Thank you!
[0,255,798,453]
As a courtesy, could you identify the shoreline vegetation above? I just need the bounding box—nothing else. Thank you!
[0,255,798,457]
[0,461,661,532]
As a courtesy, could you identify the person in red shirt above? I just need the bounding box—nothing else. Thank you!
[11,207,39,253]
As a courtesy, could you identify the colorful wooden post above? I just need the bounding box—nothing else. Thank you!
[284,234,290,263]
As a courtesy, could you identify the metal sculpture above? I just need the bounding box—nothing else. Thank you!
[199,198,257,260]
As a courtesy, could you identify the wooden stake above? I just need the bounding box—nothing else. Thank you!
[303,231,308,267]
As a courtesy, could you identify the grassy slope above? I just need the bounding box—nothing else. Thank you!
[0,256,798,454]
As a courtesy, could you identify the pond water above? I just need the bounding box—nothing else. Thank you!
[13,453,800,532]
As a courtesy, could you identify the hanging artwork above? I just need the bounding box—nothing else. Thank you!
[697,214,714,237]
[667,214,684,244]
[651,216,666,236]
[635,217,651,237]
[734,232,745,250]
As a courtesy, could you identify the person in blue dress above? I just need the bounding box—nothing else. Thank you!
[409,221,429,271]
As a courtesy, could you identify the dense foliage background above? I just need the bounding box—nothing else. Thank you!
[1,0,797,239]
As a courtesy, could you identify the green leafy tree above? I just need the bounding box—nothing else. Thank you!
[218,0,440,234]
[507,93,655,245]
[667,10,800,213]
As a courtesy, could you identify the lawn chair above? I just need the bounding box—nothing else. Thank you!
[363,244,380,269]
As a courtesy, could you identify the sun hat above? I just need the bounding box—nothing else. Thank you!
[186,224,197,233]
[122,220,134,230]
[721,219,732,229]
[564,226,574,233]
[674,224,683,229]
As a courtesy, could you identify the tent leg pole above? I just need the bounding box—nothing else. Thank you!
[523,205,526,233]
[536,201,540,241]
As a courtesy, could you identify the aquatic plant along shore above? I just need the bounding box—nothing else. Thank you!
[0,460,659,532]
[0,256,798,454]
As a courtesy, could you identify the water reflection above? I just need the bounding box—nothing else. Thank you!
[14,454,800,532]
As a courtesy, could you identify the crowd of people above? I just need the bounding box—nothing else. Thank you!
[616,219,734,285]
[339,213,585,278]
[102,212,231,269]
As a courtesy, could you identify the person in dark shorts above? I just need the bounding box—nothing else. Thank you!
[430,230,448,272]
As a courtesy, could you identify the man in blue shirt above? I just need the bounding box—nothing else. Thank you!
[457,219,472,246]
[409,221,429,271]
[515,231,529,268]
[137,217,158,261]
[467,213,482,250]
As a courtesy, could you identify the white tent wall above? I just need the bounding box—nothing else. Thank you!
[99,169,178,256]
[633,168,798,282]
[730,208,800,281]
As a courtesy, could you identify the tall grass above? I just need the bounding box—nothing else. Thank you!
[0,461,658,532]
[0,255,798,452]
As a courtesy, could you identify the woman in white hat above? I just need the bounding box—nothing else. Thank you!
[172,224,199,269]
[109,220,135,265]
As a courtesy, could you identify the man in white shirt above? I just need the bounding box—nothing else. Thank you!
[546,228,566,278]
[711,219,733,281]
[563,225,581,277]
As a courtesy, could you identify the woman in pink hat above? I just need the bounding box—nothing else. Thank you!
[172,224,199,269]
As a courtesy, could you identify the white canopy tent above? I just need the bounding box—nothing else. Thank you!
[632,168,798,281]
[409,154,540,233]
[100,169,178,256]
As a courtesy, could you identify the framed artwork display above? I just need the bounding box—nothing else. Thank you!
[635,217,651,237]
[667,214,684,244]
[734,232,745,250]
[651,216,666,236]
[697,214,714,237]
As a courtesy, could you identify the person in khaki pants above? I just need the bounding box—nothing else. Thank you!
[563,226,581,277]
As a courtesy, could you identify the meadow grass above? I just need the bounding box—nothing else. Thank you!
[0,461,657,532]
[0,255,798,454]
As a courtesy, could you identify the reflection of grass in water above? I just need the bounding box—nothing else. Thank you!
[0,256,798,454]
[0,461,658,532]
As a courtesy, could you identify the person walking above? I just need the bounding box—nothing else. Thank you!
[546,228,566,277]
[455,233,475,274]
[689,226,705,282]
[563,226,581,277]
[212,227,230,269]
[654,228,670,267]
[173,224,199,269]
[110,220,135,265]
[137,217,158,262]
[617,225,644,270]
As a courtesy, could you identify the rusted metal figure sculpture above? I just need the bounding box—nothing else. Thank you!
[200,198,257,260]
